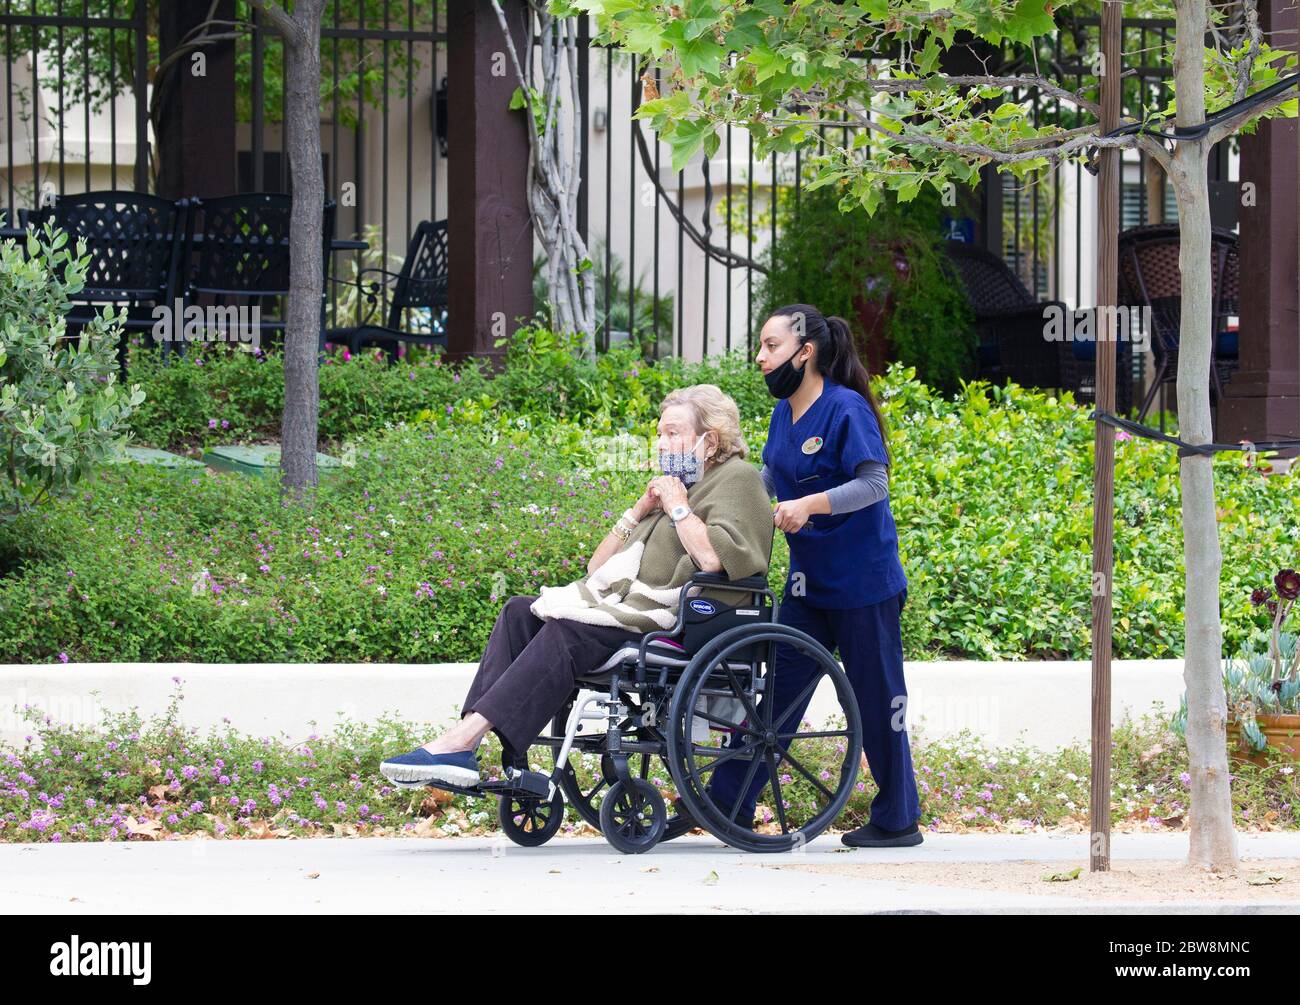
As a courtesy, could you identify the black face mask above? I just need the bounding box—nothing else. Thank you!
[764,344,809,399]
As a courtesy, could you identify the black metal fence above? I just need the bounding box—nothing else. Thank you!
[0,0,150,208]
[0,5,1206,375]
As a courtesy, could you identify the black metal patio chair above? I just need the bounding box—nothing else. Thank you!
[1116,223,1240,425]
[31,191,187,377]
[944,239,1133,413]
[175,192,336,357]
[327,218,448,362]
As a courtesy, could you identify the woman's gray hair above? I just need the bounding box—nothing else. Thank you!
[659,384,748,463]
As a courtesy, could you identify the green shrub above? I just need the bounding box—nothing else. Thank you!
[755,183,977,393]
[0,223,144,513]
[2,361,1299,664]
[124,323,772,453]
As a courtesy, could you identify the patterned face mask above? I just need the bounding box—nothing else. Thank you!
[658,432,707,486]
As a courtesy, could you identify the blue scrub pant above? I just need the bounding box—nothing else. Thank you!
[706,587,921,831]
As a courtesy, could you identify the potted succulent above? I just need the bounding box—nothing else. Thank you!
[1214,570,1300,765]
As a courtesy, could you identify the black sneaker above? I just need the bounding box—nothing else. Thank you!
[840,820,924,848]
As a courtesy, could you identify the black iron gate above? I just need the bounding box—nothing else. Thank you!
[0,0,151,214]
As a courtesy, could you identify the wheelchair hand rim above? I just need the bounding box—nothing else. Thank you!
[666,624,863,850]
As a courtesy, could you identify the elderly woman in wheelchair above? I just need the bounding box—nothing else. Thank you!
[380,384,865,853]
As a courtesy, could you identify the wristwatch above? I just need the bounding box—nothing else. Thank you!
[669,503,692,523]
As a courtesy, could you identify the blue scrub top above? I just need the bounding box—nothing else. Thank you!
[763,378,908,609]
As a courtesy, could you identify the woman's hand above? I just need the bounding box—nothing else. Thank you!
[630,480,659,522]
[773,496,820,533]
[649,475,689,512]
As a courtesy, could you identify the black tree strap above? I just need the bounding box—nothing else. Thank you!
[1091,410,1300,458]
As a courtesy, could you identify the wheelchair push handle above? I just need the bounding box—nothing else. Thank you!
[689,571,770,592]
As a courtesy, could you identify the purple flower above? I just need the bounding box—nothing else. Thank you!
[1274,569,1300,601]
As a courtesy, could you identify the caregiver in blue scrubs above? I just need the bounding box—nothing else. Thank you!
[707,303,923,848]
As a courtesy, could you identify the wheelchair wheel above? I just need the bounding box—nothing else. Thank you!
[549,696,695,841]
[599,778,666,854]
[498,790,565,847]
[666,624,862,854]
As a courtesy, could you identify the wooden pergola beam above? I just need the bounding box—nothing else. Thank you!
[1220,0,1299,446]
[156,0,238,199]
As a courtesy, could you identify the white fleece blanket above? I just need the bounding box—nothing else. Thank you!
[528,540,682,631]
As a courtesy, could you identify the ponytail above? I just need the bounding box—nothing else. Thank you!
[825,314,891,467]
[769,303,891,468]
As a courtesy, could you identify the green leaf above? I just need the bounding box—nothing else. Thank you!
[917,35,942,75]
[746,45,787,83]
[667,117,716,172]
[1004,0,1058,46]
[676,35,726,78]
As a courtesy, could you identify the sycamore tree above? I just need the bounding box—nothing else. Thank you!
[492,1,599,355]
[246,0,329,499]
[566,0,1298,871]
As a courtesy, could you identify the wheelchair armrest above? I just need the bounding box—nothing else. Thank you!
[634,571,775,677]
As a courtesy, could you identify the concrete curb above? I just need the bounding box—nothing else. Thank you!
[0,658,1190,751]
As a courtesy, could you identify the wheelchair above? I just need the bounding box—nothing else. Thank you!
[428,572,864,854]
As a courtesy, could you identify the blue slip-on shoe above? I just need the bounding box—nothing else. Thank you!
[379,746,480,788]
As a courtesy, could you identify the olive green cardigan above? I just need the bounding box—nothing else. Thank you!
[529,454,774,633]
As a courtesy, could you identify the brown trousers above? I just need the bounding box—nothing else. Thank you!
[461,595,635,757]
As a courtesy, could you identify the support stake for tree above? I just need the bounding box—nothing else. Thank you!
[1089,0,1123,873]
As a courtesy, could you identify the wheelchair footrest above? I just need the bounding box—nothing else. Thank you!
[479,767,553,800]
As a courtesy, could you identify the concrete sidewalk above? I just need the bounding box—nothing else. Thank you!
[2,832,1297,914]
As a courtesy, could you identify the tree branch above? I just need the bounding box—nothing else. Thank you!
[1135,131,1174,172]
[838,73,1103,118]
[1206,84,1297,145]
[800,107,1136,166]
[1232,0,1264,103]
[245,0,304,46]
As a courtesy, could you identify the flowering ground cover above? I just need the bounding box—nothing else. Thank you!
[3,681,1295,843]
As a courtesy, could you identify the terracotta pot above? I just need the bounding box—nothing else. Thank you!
[1226,712,1300,767]
[850,247,910,377]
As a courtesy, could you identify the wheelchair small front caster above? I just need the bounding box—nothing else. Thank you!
[498,790,565,847]
[599,778,666,854]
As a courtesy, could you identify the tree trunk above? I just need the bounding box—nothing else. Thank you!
[494,2,596,356]
[277,2,327,501]
[1169,0,1238,871]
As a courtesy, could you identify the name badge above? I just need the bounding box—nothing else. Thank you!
[801,436,824,455]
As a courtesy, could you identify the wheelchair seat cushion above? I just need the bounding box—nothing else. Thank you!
[585,635,750,677]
